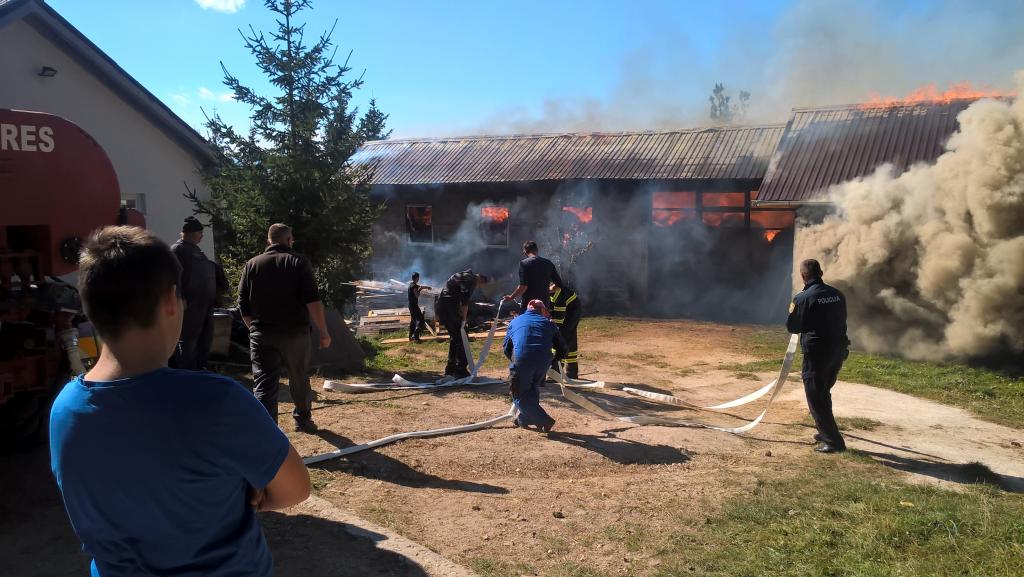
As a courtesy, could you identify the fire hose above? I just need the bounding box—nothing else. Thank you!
[305,326,799,464]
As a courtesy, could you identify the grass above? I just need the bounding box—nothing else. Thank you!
[468,558,537,577]
[835,416,884,431]
[656,458,1024,577]
[730,327,1024,429]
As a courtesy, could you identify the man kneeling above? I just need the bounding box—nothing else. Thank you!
[503,299,567,432]
[50,226,310,576]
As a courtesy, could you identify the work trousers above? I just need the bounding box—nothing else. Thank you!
[802,346,848,449]
[436,300,468,375]
[171,300,213,370]
[554,306,581,379]
[509,361,554,428]
[250,328,313,424]
[408,306,426,340]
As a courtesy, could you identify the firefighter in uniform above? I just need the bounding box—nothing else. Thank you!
[435,269,489,378]
[549,282,581,379]
[786,259,850,453]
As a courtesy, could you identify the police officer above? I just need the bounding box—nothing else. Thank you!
[550,282,581,379]
[170,216,216,370]
[786,259,850,453]
[407,272,431,342]
[435,269,489,378]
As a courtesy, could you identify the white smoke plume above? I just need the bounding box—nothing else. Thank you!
[796,75,1024,360]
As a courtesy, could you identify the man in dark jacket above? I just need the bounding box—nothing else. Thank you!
[787,259,850,453]
[504,300,567,432]
[239,224,331,432]
[170,216,216,370]
[435,269,489,378]
[503,240,563,312]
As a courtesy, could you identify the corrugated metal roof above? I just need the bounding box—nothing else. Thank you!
[352,125,786,185]
[758,100,979,203]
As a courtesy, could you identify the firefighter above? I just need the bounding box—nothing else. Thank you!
[407,272,431,342]
[549,282,581,379]
[504,299,566,432]
[435,269,489,378]
[786,258,850,454]
[170,216,216,370]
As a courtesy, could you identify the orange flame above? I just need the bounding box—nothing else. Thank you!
[561,206,593,223]
[764,230,780,243]
[481,206,509,223]
[859,81,1011,109]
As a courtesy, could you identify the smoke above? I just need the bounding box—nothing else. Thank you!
[796,78,1024,360]
[372,180,792,323]
[454,0,1024,136]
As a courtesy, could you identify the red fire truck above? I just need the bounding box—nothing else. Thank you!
[0,109,143,450]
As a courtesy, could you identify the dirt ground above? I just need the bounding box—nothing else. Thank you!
[287,319,1024,575]
[3,319,1022,576]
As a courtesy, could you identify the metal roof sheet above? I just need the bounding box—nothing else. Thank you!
[757,100,979,203]
[352,125,786,185]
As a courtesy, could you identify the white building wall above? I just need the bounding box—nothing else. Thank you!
[0,19,214,256]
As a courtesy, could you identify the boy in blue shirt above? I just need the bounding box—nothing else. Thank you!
[50,226,310,576]
[503,299,567,432]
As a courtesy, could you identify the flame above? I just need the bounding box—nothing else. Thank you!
[859,81,1011,109]
[764,230,780,243]
[481,206,509,223]
[562,206,593,223]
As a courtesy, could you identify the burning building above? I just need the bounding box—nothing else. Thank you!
[354,125,791,321]
[353,96,998,324]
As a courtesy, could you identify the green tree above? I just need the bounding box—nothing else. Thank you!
[188,0,389,307]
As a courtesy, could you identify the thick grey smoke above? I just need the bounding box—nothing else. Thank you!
[796,78,1024,360]
[457,0,1024,136]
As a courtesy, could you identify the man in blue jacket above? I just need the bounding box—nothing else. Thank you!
[504,299,568,432]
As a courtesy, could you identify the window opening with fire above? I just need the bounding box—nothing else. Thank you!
[480,206,509,247]
[652,190,794,242]
[405,205,433,244]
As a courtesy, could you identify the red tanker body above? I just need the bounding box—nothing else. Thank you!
[0,109,142,449]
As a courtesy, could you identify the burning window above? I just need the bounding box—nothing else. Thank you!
[560,206,594,248]
[750,210,795,243]
[652,191,696,227]
[406,205,433,244]
[480,206,509,247]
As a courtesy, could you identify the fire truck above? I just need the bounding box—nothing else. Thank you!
[0,109,143,450]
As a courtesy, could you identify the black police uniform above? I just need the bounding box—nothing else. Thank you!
[436,269,479,377]
[550,285,581,378]
[408,281,426,341]
[786,278,850,450]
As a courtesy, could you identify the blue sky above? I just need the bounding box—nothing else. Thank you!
[47,0,1024,138]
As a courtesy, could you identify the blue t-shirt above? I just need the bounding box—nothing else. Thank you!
[49,368,290,577]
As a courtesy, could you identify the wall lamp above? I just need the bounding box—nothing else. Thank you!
[38,66,57,77]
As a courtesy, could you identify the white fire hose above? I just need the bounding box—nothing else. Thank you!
[309,325,800,464]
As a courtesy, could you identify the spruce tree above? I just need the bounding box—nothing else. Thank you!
[188,0,389,307]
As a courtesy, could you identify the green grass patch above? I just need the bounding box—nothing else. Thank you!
[836,416,884,431]
[467,558,537,577]
[655,458,1024,577]
[734,372,761,381]
[736,328,1024,429]
[579,316,624,338]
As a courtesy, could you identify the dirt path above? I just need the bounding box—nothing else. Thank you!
[276,320,1022,575]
